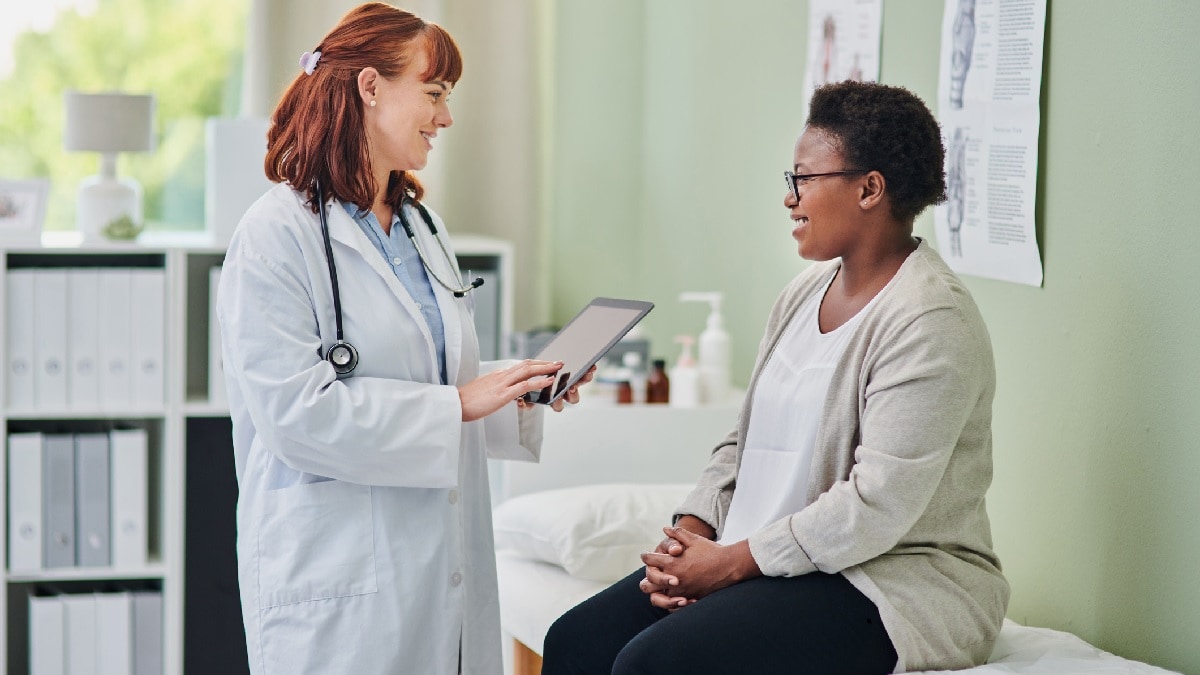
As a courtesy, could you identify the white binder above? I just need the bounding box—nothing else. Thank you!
[131,591,163,675]
[67,269,102,409]
[95,592,133,675]
[7,431,44,572]
[208,265,226,405]
[63,593,98,675]
[74,434,111,567]
[33,269,70,409]
[129,269,166,407]
[110,428,148,569]
[5,270,36,410]
[43,434,76,568]
[97,270,133,409]
[30,594,66,675]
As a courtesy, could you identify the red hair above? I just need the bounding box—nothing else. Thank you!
[265,2,463,211]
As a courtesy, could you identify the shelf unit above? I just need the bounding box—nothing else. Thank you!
[2,232,514,674]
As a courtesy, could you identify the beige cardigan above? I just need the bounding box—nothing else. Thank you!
[675,240,1008,672]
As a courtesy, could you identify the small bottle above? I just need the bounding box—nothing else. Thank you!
[646,358,670,404]
[615,380,633,405]
[622,351,647,404]
[669,336,701,409]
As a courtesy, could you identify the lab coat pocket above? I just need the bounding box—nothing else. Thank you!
[257,480,378,608]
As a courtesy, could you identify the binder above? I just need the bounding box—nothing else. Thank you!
[131,591,163,675]
[110,428,148,568]
[470,270,501,360]
[74,433,111,567]
[97,269,132,409]
[5,269,36,409]
[129,269,166,407]
[95,592,133,675]
[63,593,98,675]
[208,265,226,405]
[43,434,77,568]
[68,269,102,409]
[33,269,70,408]
[8,431,44,572]
[205,265,224,403]
[30,594,66,675]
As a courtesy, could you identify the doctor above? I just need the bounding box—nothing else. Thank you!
[216,4,581,673]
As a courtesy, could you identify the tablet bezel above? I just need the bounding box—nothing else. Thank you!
[522,297,654,405]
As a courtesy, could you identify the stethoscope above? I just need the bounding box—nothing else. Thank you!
[315,181,484,376]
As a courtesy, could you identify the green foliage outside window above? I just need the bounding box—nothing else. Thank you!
[0,0,247,231]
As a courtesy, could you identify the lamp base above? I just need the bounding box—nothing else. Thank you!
[76,174,142,242]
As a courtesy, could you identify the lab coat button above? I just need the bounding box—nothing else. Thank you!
[451,571,462,586]
[392,256,402,266]
[449,489,459,504]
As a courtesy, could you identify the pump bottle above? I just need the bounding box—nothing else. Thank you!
[679,292,731,405]
[668,336,701,408]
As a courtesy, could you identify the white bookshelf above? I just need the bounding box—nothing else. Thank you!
[1,232,513,674]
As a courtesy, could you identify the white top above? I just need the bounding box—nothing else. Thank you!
[719,270,873,544]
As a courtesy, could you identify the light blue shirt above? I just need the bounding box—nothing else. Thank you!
[342,202,447,384]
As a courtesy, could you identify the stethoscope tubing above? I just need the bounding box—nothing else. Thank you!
[314,182,482,376]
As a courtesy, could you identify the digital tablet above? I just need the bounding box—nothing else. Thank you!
[522,297,654,405]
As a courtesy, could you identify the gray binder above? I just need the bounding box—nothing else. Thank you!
[42,434,76,568]
[132,591,163,675]
[75,433,111,566]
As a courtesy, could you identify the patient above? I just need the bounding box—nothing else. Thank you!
[541,81,1009,674]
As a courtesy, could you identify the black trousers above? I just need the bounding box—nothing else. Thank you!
[542,568,898,675]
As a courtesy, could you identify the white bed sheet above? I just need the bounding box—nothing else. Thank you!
[495,551,1178,674]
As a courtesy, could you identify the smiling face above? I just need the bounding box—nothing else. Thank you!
[784,127,867,261]
[362,44,453,175]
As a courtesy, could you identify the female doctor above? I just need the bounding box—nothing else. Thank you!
[215,4,581,673]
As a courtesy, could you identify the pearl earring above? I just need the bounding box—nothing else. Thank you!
[369,99,377,108]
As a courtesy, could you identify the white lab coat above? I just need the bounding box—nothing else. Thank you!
[216,183,543,675]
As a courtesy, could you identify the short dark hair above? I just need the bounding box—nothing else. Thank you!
[806,81,947,222]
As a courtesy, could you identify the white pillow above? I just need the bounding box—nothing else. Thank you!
[493,483,695,583]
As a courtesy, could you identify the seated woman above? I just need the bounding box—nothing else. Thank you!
[541,81,1009,675]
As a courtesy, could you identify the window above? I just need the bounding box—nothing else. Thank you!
[0,0,248,232]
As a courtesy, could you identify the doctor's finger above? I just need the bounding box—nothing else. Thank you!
[505,359,563,381]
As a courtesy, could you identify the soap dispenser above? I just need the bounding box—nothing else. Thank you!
[679,292,731,404]
[668,336,701,409]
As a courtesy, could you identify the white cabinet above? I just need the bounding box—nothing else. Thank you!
[1,233,513,674]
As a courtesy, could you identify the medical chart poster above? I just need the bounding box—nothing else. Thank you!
[803,0,882,104]
[933,0,1046,287]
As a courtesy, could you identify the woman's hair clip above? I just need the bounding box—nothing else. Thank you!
[299,50,322,76]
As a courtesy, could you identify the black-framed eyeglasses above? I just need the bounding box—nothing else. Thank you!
[784,169,869,201]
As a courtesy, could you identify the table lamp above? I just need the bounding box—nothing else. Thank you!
[63,91,156,241]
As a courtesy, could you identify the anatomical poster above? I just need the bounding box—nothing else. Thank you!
[803,0,882,105]
[934,0,1046,286]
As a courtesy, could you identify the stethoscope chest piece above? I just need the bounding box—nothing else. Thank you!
[326,340,359,375]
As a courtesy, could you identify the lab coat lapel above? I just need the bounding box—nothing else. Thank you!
[324,202,442,372]
[405,203,466,385]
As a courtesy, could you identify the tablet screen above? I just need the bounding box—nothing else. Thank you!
[524,298,654,405]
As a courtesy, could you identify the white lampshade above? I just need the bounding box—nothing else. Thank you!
[63,91,156,241]
[64,92,155,153]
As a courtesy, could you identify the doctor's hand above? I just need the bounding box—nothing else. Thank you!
[545,364,597,412]
[640,527,761,604]
[459,360,562,422]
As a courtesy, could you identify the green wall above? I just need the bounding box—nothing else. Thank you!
[543,1,1200,672]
